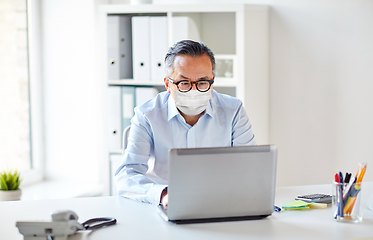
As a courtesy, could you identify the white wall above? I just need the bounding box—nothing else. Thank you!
[155,0,373,186]
[41,0,102,183]
[41,0,373,188]
[267,0,373,186]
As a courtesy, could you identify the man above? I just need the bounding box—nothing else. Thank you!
[115,40,256,207]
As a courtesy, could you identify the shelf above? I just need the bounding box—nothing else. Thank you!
[214,78,236,87]
[100,4,256,14]
[107,78,236,87]
[109,150,122,155]
[108,80,165,86]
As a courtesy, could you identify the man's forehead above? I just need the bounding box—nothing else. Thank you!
[172,54,213,73]
[175,74,210,80]
[174,54,211,63]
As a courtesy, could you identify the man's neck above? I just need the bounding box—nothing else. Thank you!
[179,111,203,126]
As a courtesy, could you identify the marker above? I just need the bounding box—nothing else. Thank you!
[343,176,355,200]
[334,173,340,217]
[274,205,281,212]
[344,172,351,184]
[339,172,344,217]
[339,172,343,189]
[334,173,339,183]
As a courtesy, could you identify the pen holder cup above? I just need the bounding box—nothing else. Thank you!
[332,182,362,223]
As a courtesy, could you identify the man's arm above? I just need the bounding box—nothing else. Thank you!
[231,101,257,146]
[115,108,167,205]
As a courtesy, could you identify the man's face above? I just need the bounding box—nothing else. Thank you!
[164,54,214,100]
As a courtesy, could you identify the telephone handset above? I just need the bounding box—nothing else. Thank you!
[16,210,116,240]
[51,210,79,221]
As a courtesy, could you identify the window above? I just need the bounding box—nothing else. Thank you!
[0,0,30,171]
[0,0,43,184]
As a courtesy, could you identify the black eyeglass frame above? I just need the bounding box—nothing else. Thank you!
[167,77,215,93]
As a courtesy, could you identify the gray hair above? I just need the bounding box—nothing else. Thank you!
[164,40,216,77]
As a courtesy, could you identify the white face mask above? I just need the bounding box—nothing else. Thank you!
[172,89,212,116]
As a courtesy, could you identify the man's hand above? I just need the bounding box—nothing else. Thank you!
[161,188,168,207]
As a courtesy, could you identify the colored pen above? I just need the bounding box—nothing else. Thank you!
[344,172,351,184]
[274,205,281,212]
[356,163,367,183]
[344,181,360,215]
[344,172,348,183]
[343,176,355,200]
[339,172,343,189]
[346,163,367,214]
[338,172,344,217]
[334,173,341,217]
[334,173,339,183]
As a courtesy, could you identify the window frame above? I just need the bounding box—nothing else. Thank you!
[21,0,44,186]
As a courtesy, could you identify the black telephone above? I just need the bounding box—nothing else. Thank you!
[16,210,116,240]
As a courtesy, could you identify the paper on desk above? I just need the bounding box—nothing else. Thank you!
[309,202,327,209]
[282,200,310,210]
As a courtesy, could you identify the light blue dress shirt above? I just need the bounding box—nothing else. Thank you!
[115,90,256,205]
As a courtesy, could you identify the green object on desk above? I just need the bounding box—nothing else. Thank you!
[282,200,310,210]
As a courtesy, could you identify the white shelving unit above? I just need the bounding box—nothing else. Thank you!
[98,4,269,195]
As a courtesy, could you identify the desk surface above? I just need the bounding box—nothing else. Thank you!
[2,183,373,240]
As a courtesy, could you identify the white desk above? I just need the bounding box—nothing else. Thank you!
[2,183,373,240]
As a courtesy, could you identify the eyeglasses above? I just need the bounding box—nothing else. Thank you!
[167,77,214,93]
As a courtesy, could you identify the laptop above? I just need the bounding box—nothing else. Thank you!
[156,145,278,224]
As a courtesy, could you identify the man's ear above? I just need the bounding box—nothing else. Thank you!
[164,78,171,93]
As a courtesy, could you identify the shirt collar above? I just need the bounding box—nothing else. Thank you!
[167,94,180,121]
[205,100,214,119]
